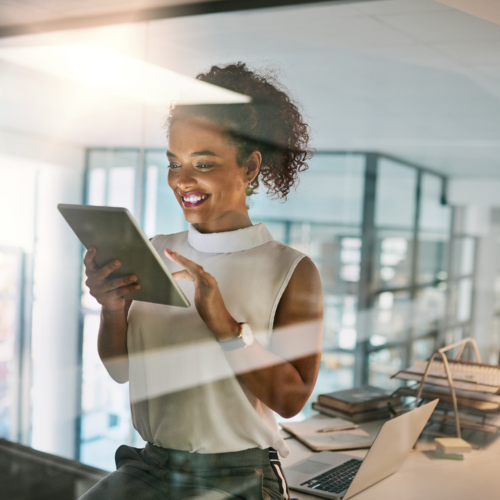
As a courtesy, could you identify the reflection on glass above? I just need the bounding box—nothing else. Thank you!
[296,353,355,420]
[450,237,475,278]
[414,286,446,335]
[419,174,450,232]
[109,167,136,215]
[457,278,473,323]
[417,232,448,284]
[372,291,411,344]
[87,150,140,215]
[375,159,416,229]
[286,223,361,293]
[144,151,186,236]
[251,154,365,225]
[411,338,435,364]
[0,299,16,439]
[418,174,450,286]
[0,251,19,440]
[368,348,402,390]
[144,166,158,237]
[374,231,413,289]
[88,168,106,207]
[340,237,361,283]
[80,314,145,470]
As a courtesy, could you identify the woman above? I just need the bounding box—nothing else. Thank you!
[81,62,323,500]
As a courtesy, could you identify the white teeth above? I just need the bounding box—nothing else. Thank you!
[182,194,209,203]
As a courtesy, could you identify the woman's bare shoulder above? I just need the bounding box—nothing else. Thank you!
[274,256,323,327]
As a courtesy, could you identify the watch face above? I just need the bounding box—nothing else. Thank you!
[240,323,254,346]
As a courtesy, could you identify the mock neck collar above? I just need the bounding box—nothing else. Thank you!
[187,223,274,254]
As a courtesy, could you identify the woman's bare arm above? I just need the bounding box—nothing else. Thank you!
[97,300,132,383]
[83,247,139,383]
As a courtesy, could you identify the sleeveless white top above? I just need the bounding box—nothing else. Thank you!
[127,223,306,457]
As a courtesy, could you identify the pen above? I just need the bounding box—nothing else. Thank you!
[316,425,358,433]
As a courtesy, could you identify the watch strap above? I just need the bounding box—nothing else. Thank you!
[218,336,247,351]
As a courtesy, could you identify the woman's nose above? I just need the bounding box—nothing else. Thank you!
[177,168,197,190]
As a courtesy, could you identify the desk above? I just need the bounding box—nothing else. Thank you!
[281,424,500,500]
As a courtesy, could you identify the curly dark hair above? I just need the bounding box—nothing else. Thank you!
[167,62,313,200]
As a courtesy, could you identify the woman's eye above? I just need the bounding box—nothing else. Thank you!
[168,163,181,169]
[197,164,215,170]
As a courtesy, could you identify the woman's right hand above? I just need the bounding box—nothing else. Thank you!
[83,247,140,311]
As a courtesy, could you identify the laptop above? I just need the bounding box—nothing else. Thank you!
[284,399,438,499]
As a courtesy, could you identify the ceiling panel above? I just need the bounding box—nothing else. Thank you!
[435,40,500,65]
[353,0,448,14]
[380,9,500,43]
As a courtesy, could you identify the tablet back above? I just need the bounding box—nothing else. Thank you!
[58,204,190,308]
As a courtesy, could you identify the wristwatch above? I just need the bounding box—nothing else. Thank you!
[218,322,254,351]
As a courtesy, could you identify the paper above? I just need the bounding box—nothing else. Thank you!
[281,417,356,435]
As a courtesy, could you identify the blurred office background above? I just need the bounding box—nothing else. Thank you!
[1,0,500,473]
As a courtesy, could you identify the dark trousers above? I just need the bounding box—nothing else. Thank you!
[79,443,290,500]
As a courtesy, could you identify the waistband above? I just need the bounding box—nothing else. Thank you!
[144,443,275,469]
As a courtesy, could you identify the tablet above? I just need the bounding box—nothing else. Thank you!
[58,204,190,308]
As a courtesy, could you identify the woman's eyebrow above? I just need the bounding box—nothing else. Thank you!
[166,150,177,158]
[190,150,218,157]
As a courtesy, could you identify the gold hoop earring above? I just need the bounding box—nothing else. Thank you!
[245,185,254,196]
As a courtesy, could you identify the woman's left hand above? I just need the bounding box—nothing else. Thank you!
[164,249,239,340]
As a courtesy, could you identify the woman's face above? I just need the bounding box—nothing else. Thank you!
[167,118,259,232]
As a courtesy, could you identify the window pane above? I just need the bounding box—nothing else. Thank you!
[287,223,361,292]
[372,290,411,345]
[419,175,450,232]
[418,174,450,284]
[109,167,135,215]
[414,286,446,335]
[87,150,140,216]
[417,231,448,284]
[368,348,403,390]
[250,154,365,225]
[374,230,413,289]
[411,338,436,364]
[88,168,106,206]
[323,294,358,350]
[375,159,417,229]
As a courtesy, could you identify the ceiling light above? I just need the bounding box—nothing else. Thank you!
[0,44,250,105]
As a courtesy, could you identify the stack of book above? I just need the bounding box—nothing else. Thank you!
[312,386,402,423]
[434,437,472,461]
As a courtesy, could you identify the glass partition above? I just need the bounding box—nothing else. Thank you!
[80,149,455,456]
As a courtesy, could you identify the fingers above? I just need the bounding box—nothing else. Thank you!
[93,283,140,302]
[85,259,120,288]
[83,247,98,274]
[109,283,141,299]
[171,270,195,282]
[103,275,138,293]
[165,249,204,277]
[97,259,122,280]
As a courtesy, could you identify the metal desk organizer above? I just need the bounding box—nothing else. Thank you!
[392,338,500,438]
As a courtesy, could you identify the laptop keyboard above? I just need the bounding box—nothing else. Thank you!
[300,458,362,494]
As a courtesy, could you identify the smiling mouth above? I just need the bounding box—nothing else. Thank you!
[180,192,211,208]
